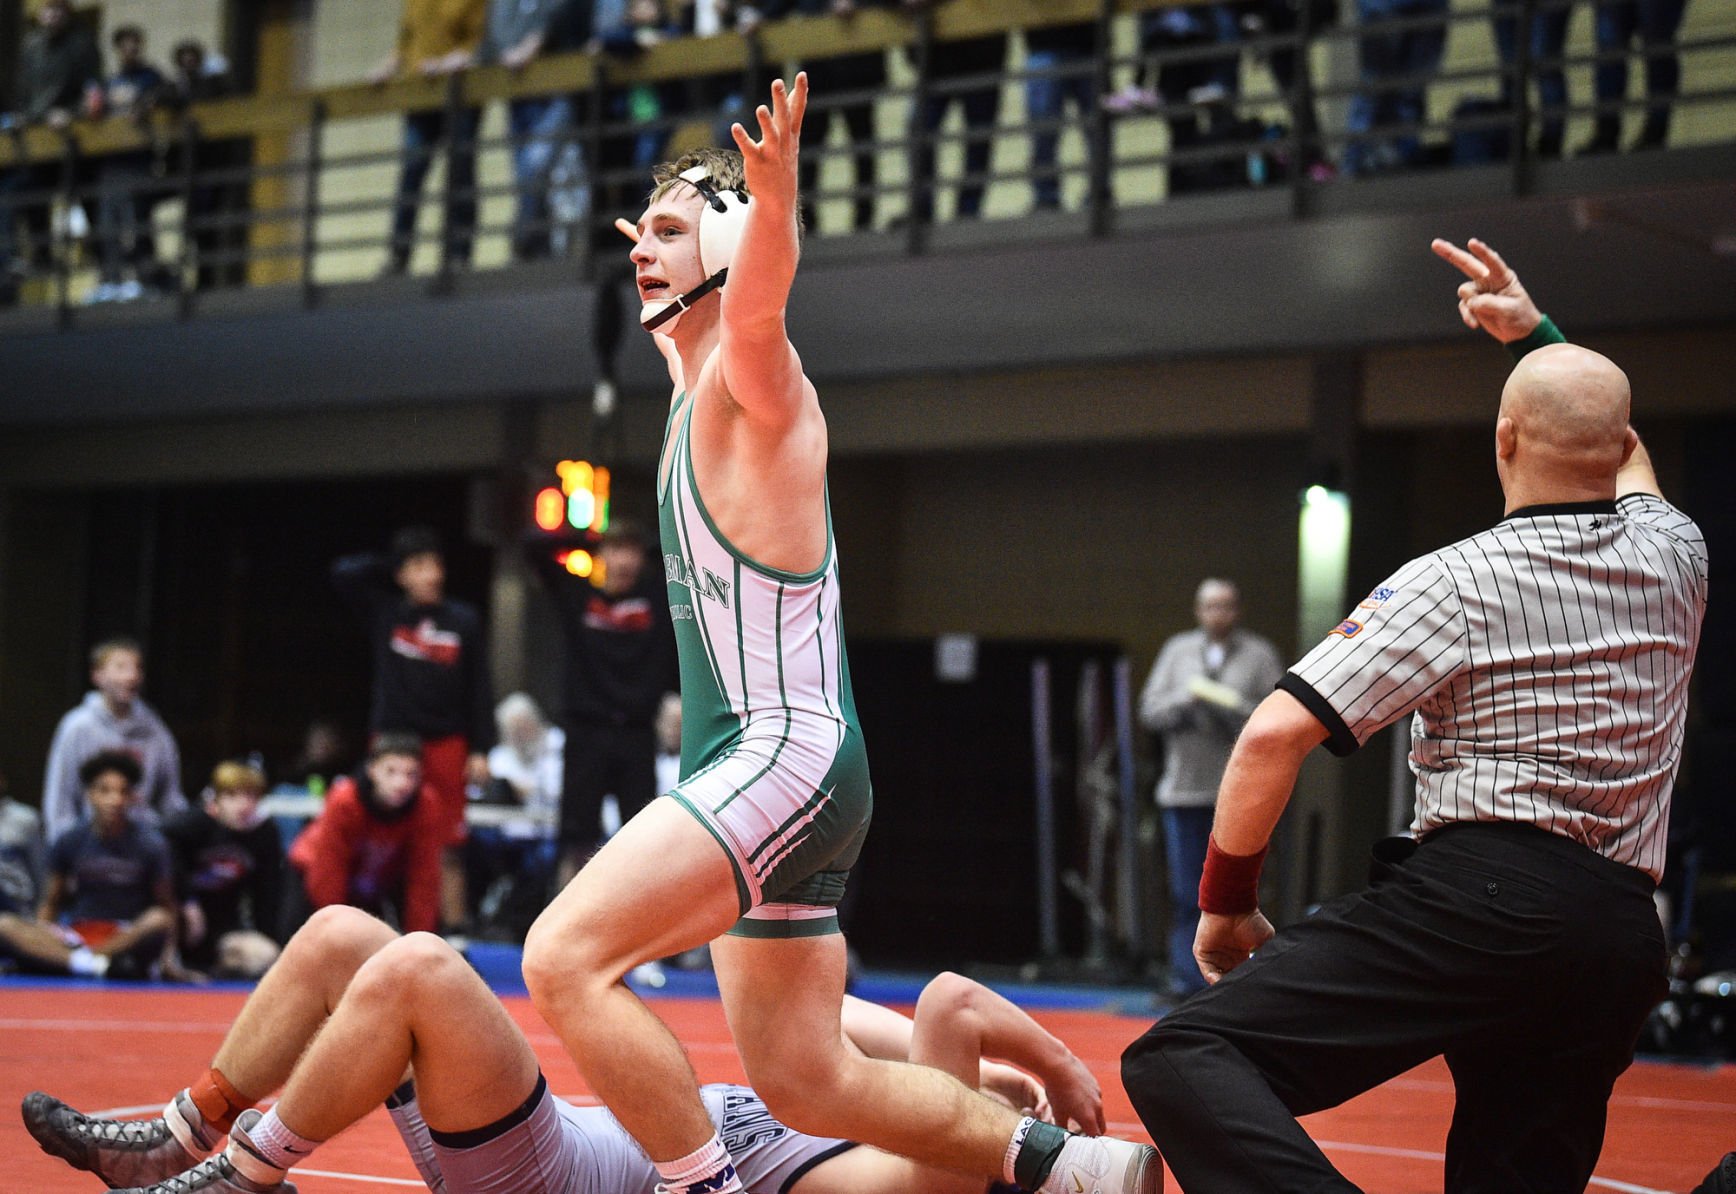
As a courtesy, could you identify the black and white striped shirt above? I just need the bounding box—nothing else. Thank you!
[1280,494,1708,882]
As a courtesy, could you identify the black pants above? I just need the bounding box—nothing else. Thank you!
[559,720,657,854]
[1122,823,1666,1193]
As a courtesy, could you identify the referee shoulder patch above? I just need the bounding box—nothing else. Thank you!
[1331,619,1364,638]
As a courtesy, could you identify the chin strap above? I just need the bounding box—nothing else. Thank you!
[641,267,729,332]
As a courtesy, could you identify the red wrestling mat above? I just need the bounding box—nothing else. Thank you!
[1,984,1729,1193]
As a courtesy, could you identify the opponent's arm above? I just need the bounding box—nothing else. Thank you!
[719,74,808,425]
[910,972,1104,1134]
[1195,690,1327,983]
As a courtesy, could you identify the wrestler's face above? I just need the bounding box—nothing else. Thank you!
[632,188,708,311]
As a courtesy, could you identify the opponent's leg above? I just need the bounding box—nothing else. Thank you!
[112,929,545,1194]
[22,906,397,1187]
[523,797,743,1183]
[712,933,1160,1194]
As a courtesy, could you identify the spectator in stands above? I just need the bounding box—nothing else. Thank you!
[288,734,445,935]
[332,526,492,933]
[1490,0,1569,160]
[486,691,565,827]
[654,690,682,797]
[1579,0,1687,154]
[164,760,284,979]
[88,24,172,303]
[589,0,686,245]
[1341,0,1447,175]
[368,0,488,275]
[765,0,891,233]
[0,767,45,927]
[280,719,348,797]
[0,0,102,305]
[1138,578,1283,997]
[1023,19,1098,213]
[903,1,1007,223]
[161,38,247,291]
[0,751,183,980]
[524,519,677,889]
[1134,5,1246,195]
[1242,0,1336,181]
[42,635,186,845]
[477,0,588,261]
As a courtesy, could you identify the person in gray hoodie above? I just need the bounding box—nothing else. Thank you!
[1139,577,1282,996]
[42,636,186,843]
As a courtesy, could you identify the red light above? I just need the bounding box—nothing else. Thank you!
[533,487,565,532]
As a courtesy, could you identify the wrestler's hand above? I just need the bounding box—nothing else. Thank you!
[1430,237,1543,344]
[1195,908,1274,984]
[731,73,806,213]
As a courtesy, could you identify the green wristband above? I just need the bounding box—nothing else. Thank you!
[1506,313,1565,362]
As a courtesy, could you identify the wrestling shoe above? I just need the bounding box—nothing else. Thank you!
[1038,1135,1164,1194]
[108,1112,296,1194]
[22,1090,213,1186]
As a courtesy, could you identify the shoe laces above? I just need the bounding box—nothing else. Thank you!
[147,1153,253,1192]
[71,1113,170,1151]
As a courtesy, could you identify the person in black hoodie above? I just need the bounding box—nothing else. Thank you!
[526,519,677,888]
[164,760,284,978]
[331,525,493,932]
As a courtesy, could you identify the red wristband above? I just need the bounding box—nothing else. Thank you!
[1199,837,1268,916]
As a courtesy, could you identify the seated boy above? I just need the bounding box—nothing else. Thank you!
[0,750,183,979]
[287,734,445,934]
[164,761,285,979]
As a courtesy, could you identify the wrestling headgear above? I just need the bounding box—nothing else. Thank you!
[640,164,751,334]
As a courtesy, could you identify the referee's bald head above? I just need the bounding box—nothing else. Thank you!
[1497,343,1633,497]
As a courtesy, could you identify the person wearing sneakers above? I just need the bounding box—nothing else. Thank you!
[25,904,1113,1194]
[520,71,1160,1194]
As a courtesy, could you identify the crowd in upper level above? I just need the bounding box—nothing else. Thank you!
[0,0,1701,304]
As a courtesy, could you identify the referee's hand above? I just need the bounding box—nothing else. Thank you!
[1430,237,1543,344]
[1195,909,1274,984]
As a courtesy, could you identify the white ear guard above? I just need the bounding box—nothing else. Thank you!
[640,165,752,333]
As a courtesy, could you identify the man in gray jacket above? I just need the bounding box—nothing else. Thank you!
[42,637,186,844]
[1139,578,1281,996]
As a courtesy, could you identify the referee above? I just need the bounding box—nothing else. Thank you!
[1121,238,1709,1193]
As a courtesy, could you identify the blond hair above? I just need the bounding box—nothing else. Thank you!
[210,760,266,795]
[645,147,805,238]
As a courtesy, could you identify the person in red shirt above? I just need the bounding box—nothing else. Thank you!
[289,735,444,935]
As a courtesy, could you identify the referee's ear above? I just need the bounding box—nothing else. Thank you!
[1495,417,1518,463]
[1619,426,1639,468]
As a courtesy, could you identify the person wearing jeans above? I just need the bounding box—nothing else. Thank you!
[369,0,487,274]
[1024,22,1098,212]
[1580,0,1689,153]
[1341,0,1448,174]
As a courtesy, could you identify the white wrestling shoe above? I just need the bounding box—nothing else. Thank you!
[1038,1135,1164,1194]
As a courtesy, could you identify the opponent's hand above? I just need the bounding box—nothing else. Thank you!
[1042,1054,1106,1136]
[1430,237,1543,344]
[1195,908,1274,984]
[730,73,806,211]
[981,1061,1049,1121]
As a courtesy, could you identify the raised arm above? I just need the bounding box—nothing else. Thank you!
[1434,237,1663,499]
[1430,238,1547,344]
[718,74,809,424]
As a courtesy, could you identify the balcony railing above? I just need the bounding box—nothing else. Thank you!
[0,0,1730,323]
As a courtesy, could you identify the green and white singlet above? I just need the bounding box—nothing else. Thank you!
[658,391,872,937]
